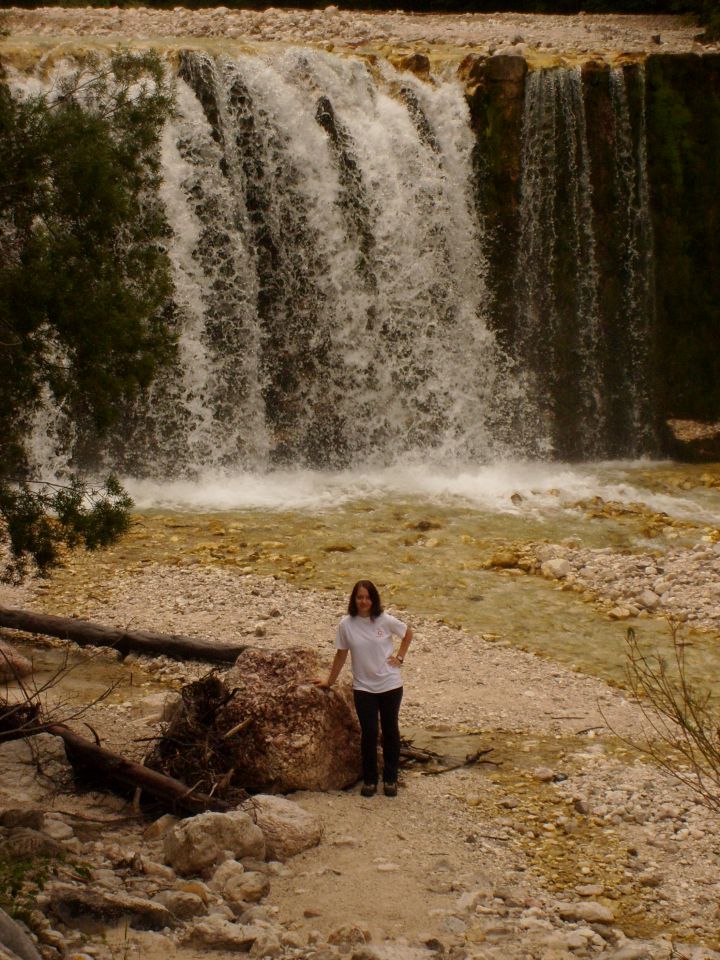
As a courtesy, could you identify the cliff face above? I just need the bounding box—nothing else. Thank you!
[467,51,720,457]
[645,54,720,428]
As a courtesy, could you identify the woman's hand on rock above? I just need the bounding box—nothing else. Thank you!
[312,677,331,688]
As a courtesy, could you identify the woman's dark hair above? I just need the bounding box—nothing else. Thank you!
[348,579,383,619]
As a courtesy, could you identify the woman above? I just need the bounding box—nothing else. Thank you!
[314,579,413,797]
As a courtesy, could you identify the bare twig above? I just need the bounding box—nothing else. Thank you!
[601,624,720,813]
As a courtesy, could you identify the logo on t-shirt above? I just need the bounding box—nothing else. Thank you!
[376,628,384,637]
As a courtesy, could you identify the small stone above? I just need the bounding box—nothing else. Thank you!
[637,589,660,610]
[490,550,518,569]
[575,883,604,897]
[141,859,175,881]
[143,814,179,841]
[541,558,572,579]
[43,820,75,841]
[557,900,614,924]
[224,871,270,908]
[153,890,207,920]
[533,767,555,782]
[327,924,370,946]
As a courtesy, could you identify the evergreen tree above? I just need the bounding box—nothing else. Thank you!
[0,51,175,578]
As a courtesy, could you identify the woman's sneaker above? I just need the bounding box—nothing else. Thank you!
[383,782,398,797]
[360,783,377,797]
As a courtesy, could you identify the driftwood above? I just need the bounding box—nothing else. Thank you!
[45,722,233,815]
[0,605,247,663]
[400,742,496,774]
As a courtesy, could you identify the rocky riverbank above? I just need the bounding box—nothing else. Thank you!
[2,556,720,960]
[0,7,712,60]
[487,538,720,632]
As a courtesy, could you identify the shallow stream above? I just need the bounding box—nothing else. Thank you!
[63,459,720,688]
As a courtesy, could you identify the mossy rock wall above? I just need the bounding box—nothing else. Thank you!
[645,53,720,431]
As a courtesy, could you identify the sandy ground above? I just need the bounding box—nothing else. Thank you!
[2,562,720,958]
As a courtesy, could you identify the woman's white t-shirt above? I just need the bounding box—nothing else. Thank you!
[335,612,407,693]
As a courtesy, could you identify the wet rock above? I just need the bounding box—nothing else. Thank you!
[397,52,431,78]
[457,53,486,85]
[243,794,323,861]
[489,550,519,569]
[163,810,265,877]
[533,766,555,782]
[485,53,528,82]
[541,558,571,579]
[47,883,173,930]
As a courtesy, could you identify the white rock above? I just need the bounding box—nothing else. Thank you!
[223,871,270,909]
[557,900,614,924]
[636,589,660,610]
[164,811,265,877]
[243,794,322,861]
[541,558,572,579]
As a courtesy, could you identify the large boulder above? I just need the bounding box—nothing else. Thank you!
[149,648,360,795]
[163,810,265,877]
[243,794,323,861]
[220,648,360,792]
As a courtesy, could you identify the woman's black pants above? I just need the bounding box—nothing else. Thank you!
[353,686,403,785]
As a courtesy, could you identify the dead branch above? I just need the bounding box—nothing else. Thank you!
[44,722,233,815]
[602,625,720,814]
[400,741,496,774]
[0,605,247,663]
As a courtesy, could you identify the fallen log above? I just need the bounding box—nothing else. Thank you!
[46,723,233,815]
[0,606,247,663]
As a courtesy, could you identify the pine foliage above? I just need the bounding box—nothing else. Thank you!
[0,51,175,577]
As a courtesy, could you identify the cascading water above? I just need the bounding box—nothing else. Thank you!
[513,67,605,460]
[511,64,657,461]
[18,50,662,478]
[99,48,514,477]
[607,65,656,452]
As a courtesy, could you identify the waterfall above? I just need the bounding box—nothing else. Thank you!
[512,64,657,460]
[513,67,604,460]
[95,48,513,476]
[14,49,662,477]
[607,65,656,453]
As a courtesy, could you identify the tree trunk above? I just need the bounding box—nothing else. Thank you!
[0,606,246,663]
[47,722,232,814]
